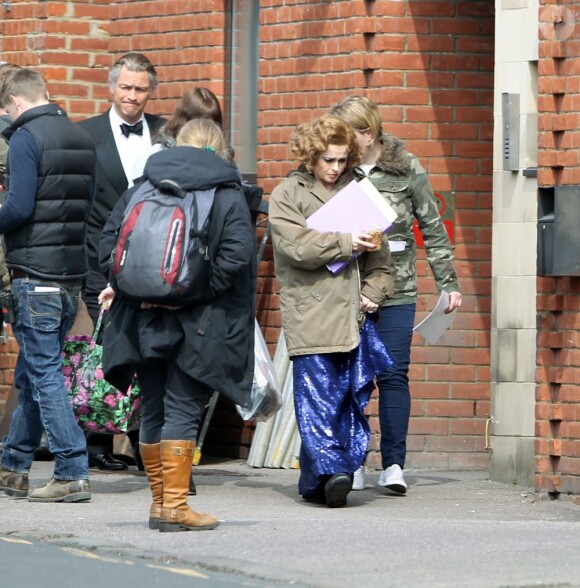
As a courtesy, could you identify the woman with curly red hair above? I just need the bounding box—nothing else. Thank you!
[269,115,396,508]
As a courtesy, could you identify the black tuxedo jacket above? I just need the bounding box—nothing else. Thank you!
[78,109,165,319]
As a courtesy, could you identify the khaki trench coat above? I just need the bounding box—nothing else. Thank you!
[269,171,394,358]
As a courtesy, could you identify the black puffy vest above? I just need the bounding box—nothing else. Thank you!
[3,104,96,281]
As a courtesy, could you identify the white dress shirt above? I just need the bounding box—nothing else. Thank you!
[109,108,152,183]
[128,143,163,188]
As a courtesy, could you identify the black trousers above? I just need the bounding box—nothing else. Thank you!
[136,358,212,444]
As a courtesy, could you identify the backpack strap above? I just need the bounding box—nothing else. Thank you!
[189,187,215,243]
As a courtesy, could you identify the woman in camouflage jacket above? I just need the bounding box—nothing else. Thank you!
[331,96,461,494]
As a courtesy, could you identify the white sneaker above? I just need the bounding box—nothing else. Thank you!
[352,466,365,490]
[378,464,407,495]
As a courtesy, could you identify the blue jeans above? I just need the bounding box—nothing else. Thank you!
[376,303,416,470]
[1,277,89,480]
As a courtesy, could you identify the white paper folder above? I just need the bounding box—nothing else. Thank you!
[305,178,397,274]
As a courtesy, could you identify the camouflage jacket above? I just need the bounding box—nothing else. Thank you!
[353,133,459,306]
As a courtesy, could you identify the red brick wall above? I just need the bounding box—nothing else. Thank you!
[0,0,495,470]
[258,0,494,469]
[536,2,580,496]
[0,1,228,117]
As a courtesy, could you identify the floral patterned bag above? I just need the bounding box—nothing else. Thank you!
[62,309,142,434]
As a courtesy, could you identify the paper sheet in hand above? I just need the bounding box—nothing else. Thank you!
[413,291,456,344]
[305,178,397,274]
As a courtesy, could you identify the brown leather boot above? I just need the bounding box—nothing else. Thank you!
[159,440,219,532]
[139,442,163,529]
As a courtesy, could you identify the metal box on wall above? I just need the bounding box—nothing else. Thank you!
[537,185,580,276]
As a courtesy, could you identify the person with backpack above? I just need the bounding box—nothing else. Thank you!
[96,119,256,532]
[127,85,258,495]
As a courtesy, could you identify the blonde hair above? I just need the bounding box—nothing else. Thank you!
[289,114,360,173]
[330,96,383,142]
[176,118,226,156]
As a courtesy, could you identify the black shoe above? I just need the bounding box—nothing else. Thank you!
[131,443,145,472]
[302,493,326,505]
[188,472,197,496]
[33,433,54,462]
[324,473,352,508]
[88,453,128,471]
[33,446,54,462]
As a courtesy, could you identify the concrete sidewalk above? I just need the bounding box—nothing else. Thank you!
[1,458,580,587]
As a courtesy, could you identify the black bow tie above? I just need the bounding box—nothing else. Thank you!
[120,120,143,138]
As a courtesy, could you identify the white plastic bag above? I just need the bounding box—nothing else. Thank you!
[237,320,282,421]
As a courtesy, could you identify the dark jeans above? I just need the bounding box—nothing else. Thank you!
[137,359,212,444]
[1,277,88,480]
[376,303,416,470]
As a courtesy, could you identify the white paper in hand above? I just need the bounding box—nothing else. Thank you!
[305,178,397,274]
[413,291,457,344]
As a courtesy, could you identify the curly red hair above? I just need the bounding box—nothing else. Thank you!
[289,114,360,173]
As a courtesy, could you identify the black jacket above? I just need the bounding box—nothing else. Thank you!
[2,104,96,280]
[98,147,257,408]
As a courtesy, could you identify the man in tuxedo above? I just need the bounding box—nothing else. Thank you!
[78,52,165,471]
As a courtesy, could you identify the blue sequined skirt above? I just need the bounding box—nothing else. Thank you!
[292,317,396,500]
